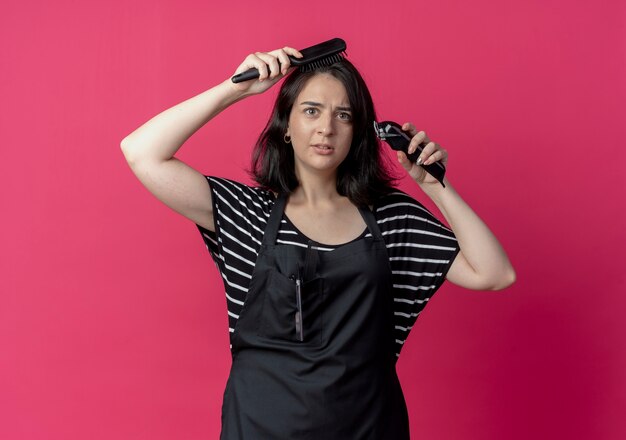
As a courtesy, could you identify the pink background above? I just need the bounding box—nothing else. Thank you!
[2,0,625,439]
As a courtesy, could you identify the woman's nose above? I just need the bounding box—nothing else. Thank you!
[317,113,334,135]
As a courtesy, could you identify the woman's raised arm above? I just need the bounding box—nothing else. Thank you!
[396,122,516,291]
[120,47,303,232]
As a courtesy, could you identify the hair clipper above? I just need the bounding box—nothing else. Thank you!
[373,120,446,187]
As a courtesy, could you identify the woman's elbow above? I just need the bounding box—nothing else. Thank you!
[488,267,517,291]
[120,136,140,165]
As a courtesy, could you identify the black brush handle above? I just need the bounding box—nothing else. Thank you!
[377,121,447,187]
[232,57,298,83]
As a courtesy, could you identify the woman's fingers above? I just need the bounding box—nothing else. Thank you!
[237,53,269,79]
[254,52,281,80]
[402,122,418,137]
[269,47,303,76]
[281,46,304,58]
[237,47,303,81]
[255,47,304,80]
[397,123,449,181]
[400,123,448,166]
[231,46,304,94]
[402,123,431,157]
[416,141,438,164]
[272,47,301,75]
[273,50,291,75]
[417,142,448,166]
[234,54,256,75]
[423,147,447,165]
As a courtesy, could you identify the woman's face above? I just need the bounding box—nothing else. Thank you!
[286,73,353,179]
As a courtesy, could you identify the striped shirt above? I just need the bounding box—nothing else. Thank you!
[195,176,460,358]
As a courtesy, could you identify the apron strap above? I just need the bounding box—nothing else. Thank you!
[303,240,318,280]
[262,192,288,246]
[358,205,383,241]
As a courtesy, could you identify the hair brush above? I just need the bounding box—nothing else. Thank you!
[231,38,347,83]
[374,120,447,187]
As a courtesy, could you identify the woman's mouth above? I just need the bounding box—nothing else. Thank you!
[312,144,334,154]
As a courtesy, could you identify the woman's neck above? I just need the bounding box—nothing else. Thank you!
[291,169,341,207]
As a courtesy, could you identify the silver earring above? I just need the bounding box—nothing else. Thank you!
[284,134,291,143]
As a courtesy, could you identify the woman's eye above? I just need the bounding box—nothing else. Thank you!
[304,108,317,115]
[338,112,352,121]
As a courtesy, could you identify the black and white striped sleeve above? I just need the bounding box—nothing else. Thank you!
[376,190,461,356]
[194,176,274,318]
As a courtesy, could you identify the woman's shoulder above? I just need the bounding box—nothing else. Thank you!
[206,175,277,218]
[207,176,274,199]
[372,187,450,227]
[373,187,425,211]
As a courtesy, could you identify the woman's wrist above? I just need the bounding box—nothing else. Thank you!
[217,78,254,105]
[417,176,453,204]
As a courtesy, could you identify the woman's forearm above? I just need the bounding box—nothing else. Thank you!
[120,79,248,163]
[420,177,516,289]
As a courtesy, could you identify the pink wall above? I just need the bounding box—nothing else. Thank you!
[2,0,624,438]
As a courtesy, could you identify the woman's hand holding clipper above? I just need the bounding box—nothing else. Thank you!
[396,122,449,188]
[229,47,304,96]
[394,122,516,291]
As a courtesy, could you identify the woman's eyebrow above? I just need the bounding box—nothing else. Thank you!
[299,101,351,111]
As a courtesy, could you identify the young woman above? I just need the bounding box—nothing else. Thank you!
[121,45,516,439]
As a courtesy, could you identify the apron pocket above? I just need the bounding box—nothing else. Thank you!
[257,271,324,346]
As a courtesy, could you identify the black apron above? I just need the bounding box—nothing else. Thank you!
[220,193,410,439]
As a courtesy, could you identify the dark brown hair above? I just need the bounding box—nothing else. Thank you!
[248,57,399,206]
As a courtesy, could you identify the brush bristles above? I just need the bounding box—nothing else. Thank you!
[299,52,346,73]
